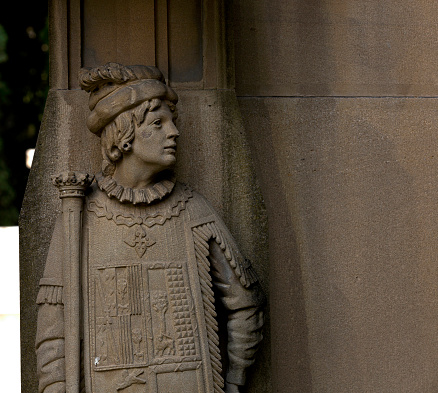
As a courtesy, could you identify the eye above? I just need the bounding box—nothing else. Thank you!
[152,119,162,127]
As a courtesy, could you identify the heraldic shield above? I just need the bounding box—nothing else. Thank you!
[88,259,209,393]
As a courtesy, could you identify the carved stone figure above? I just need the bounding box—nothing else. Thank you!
[35,63,265,393]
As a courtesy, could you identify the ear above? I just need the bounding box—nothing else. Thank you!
[109,146,122,161]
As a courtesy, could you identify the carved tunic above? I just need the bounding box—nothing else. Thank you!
[36,177,264,393]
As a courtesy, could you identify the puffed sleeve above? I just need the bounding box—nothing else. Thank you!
[35,216,66,393]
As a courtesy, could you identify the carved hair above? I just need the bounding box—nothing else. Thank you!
[78,62,178,175]
[79,62,164,93]
[101,98,177,176]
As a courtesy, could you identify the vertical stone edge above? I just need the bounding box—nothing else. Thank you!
[48,0,68,89]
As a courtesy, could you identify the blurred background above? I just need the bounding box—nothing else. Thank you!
[0,3,49,392]
[0,4,48,226]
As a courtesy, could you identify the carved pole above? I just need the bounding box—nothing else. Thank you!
[52,172,93,393]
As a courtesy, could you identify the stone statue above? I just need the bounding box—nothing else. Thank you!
[35,63,265,393]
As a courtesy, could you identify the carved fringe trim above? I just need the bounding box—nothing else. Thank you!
[192,224,225,393]
[36,285,64,305]
[206,222,258,289]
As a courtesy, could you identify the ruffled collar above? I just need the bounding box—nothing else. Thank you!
[87,181,193,228]
[95,172,175,205]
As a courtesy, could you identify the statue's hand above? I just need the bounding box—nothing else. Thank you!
[225,382,240,393]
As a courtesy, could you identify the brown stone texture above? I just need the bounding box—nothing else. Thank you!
[231,0,438,392]
[175,90,271,392]
[233,1,438,97]
[82,0,156,69]
[20,2,269,392]
[239,97,438,392]
[21,0,438,392]
[20,89,100,392]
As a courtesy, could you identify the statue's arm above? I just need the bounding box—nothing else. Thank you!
[35,216,66,393]
[35,304,65,393]
[208,239,265,389]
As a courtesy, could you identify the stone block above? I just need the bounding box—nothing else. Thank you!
[233,1,438,97]
[239,96,438,392]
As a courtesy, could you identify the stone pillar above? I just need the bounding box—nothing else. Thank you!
[232,1,438,392]
[20,1,268,392]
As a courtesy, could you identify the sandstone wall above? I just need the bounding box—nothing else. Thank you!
[232,1,438,392]
[21,1,438,392]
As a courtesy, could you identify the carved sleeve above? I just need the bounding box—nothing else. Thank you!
[35,216,66,393]
[209,240,264,386]
[192,220,265,387]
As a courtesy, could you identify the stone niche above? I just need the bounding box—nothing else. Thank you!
[20,1,269,393]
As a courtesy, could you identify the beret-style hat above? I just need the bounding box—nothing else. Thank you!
[78,63,178,136]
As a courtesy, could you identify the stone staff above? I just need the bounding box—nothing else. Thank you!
[52,172,93,393]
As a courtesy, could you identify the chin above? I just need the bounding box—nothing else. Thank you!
[164,155,177,166]
[155,159,176,173]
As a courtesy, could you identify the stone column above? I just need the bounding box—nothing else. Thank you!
[52,172,92,393]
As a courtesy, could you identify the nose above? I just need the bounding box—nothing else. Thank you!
[166,121,179,139]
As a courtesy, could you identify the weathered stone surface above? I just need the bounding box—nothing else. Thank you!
[35,64,265,393]
[233,1,438,97]
[176,90,271,393]
[20,89,100,393]
[239,96,438,392]
[25,0,438,392]
[22,58,268,392]
[22,2,270,391]
[82,0,156,69]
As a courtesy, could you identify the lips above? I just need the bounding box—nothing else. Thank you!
[164,144,177,154]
